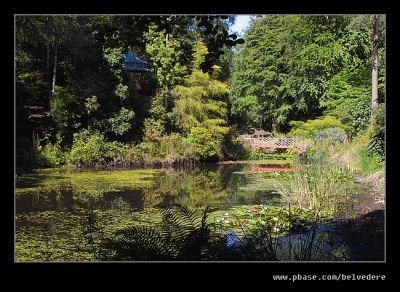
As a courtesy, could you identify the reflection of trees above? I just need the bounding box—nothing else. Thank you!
[214,164,245,189]
[17,167,283,212]
[148,169,227,208]
[180,170,227,207]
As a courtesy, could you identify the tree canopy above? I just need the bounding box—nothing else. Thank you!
[15,15,384,167]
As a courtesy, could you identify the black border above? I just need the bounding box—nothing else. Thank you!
[4,0,398,283]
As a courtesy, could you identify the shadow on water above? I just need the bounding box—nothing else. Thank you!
[335,209,384,261]
[277,209,384,261]
[16,190,77,213]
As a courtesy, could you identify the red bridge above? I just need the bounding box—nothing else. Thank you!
[239,135,310,153]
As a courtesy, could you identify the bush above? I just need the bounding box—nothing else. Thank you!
[106,107,135,136]
[139,141,160,159]
[33,135,66,167]
[159,134,194,159]
[106,142,143,166]
[67,130,110,166]
[302,145,328,164]
[140,118,165,158]
[289,116,349,139]
[315,127,347,144]
[323,65,371,136]
[246,148,269,160]
[359,146,384,175]
[367,103,384,157]
[67,130,144,167]
[187,127,220,161]
[327,97,370,137]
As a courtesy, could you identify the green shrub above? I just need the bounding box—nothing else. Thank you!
[288,116,349,139]
[327,97,370,137]
[367,103,385,158]
[120,145,143,165]
[67,130,110,166]
[159,133,194,159]
[187,127,220,161]
[246,148,269,160]
[106,107,135,136]
[105,142,143,165]
[33,135,66,167]
[323,65,371,136]
[359,146,384,175]
[303,144,328,164]
[50,86,81,142]
[139,141,160,158]
[67,130,144,166]
[139,118,165,158]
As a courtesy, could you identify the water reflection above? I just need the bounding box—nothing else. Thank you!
[16,163,284,213]
[104,190,145,211]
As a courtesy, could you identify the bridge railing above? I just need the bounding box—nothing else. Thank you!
[239,135,310,151]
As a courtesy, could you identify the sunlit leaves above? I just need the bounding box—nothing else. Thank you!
[172,70,229,136]
[106,107,135,136]
[144,25,187,88]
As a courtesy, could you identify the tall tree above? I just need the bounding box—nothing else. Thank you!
[229,15,354,133]
[371,14,379,119]
[171,41,229,138]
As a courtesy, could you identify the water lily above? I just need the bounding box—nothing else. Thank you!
[224,212,229,216]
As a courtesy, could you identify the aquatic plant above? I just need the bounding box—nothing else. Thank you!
[95,204,343,261]
[209,205,331,235]
[276,165,356,216]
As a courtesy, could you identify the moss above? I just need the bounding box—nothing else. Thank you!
[16,168,161,197]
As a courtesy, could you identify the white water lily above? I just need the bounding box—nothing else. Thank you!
[224,212,229,216]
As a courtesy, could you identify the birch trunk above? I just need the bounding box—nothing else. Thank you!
[51,44,58,97]
[371,15,379,120]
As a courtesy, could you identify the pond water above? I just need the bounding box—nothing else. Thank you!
[16,162,293,261]
[16,161,378,261]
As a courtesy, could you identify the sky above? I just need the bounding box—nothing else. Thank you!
[229,15,253,35]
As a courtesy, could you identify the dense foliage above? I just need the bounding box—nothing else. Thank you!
[229,16,384,136]
[16,15,385,168]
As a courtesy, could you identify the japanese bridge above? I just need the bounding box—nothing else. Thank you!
[239,134,310,153]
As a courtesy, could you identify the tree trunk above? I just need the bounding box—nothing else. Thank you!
[272,117,279,133]
[46,44,50,75]
[371,15,379,120]
[164,34,169,109]
[51,44,58,97]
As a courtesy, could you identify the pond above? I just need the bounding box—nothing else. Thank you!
[16,162,295,261]
[16,161,375,261]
